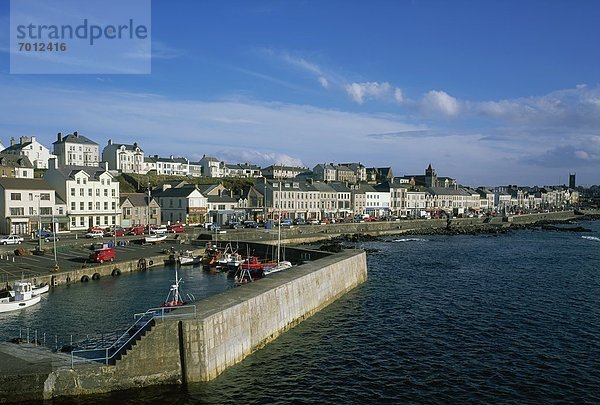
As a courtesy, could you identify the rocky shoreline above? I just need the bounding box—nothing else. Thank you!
[318,214,598,250]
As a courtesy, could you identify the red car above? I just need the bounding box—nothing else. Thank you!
[89,248,116,264]
[127,226,145,235]
[168,224,185,233]
[106,227,126,237]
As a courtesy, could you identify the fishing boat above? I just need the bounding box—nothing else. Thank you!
[178,250,201,266]
[0,281,42,313]
[145,234,167,243]
[263,260,293,276]
[161,266,192,307]
[215,244,243,270]
[201,242,222,267]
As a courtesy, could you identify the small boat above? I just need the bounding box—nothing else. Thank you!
[161,266,192,307]
[0,281,42,313]
[178,250,201,266]
[145,234,167,243]
[263,261,293,276]
[201,242,222,267]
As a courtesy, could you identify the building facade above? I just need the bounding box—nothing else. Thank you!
[2,136,56,169]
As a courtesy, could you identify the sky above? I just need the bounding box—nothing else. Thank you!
[1,0,599,186]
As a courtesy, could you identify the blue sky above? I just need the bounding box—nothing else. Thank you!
[1,0,600,186]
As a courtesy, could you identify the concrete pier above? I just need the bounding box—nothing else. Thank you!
[0,248,367,401]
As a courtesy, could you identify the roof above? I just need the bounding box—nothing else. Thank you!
[207,195,237,203]
[427,187,469,196]
[328,182,352,192]
[154,185,202,198]
[103,143,144,154]
[50,165,112,181]
[53,132,98,145]
[2,141,33,152]
[0,154,34,168]
[120,193,153,207]
[0,178,53,190]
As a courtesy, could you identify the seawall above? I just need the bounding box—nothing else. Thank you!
[0,248,367,401]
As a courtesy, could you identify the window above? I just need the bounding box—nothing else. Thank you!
[96,216,100,225]
[89,202,93,210]
[71,217,76,226]
[83,178,87,185]
[112,202,116,210]
[71,188,76,196]
[29,207,34,215]
[40,193,51,200]
[80,189,84,196]
[88,189,92,196]
[104,189,108,197]
[96,189,100,196]
[96,202,100,210]
[71,202,76,211]
[10,193,21,200]
[40,207,52,215]
[104,216,109,225]
[29,193,33,201]
[80,202,84,210]
[104,202,108,210]
[112,216,116,225]
[76,178,80,184]
[10,207,24,216]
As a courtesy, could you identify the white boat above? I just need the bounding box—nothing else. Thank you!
[0,281,42,313]
[177,250,201,266]
[145,234,167,243]
[9,283,49,297]
[263,260,293,276]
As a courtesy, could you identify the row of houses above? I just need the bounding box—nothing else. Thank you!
[0,162,579,236]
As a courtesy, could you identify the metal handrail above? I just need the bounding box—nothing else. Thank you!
[71,304,196,368]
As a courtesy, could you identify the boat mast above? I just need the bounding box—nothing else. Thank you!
[277,165,282,263]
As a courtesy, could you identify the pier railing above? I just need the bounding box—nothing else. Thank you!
[70,305,196,368]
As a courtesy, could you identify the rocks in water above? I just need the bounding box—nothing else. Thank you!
[540,225,592,232]
[319,242,344,253]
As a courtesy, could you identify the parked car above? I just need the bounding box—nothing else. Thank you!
[244,221,258,228]
[293,218,306,225]
[308,219,321,225]
[85,230,104,238]
[35,229,52,238]
[127,226,145,235]
[228,222,242,229]
[44,234,60,242]
[106,227,126,237]
[150,225,168,235]
[0,235,24,245]
[168,223,185,233]
[89,247,116,264]
[209,223,221,231]
[280,219,293,227]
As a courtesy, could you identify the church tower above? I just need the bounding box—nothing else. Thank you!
[425,164,438,187]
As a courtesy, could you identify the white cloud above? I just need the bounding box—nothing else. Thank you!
[0,81,419,168]
[318,76,329,89]
[422,90,460,117]
[345,82,392,104]
[394,88,404,103]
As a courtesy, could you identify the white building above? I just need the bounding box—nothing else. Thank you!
[43,159,120,231]
[2,136,56,169]
[52,131,100,167]
[199,155,226,178]
[0,178,67,235]
[154,184,208,225]
[102,140,145,173]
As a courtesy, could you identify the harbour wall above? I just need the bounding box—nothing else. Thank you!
[1,248,367,400]
[221,210,588,245]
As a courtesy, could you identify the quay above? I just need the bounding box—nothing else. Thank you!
[0,247,367,401]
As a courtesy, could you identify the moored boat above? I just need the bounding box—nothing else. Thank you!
[0,281,42,313]
[161,266,192,307]
[145,234,167,243]
[178,250,201,266]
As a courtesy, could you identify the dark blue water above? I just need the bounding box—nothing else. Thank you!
[7,223,600,403]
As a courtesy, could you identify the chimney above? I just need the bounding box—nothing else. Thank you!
[57,132,62,142]
[74,131,79,137]
[31,136,36,143]
[104,161,109,171]
[108,139,113,145]
[20,136,29,144]
[49,158,58,169]
[10,137,15,146]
